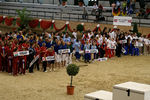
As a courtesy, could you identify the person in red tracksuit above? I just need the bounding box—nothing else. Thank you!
[18,41,27,75]
[6,42,14,74]
[106,37,112,58]
[1,42,7,72]
[0,41,2,71]
[34,43,40,71]
[13,46,19,76]
[22,47,27,75]
[40,43,47,72]
[45,48,55,71]
[100,38,107,58]
[22,41,29,74]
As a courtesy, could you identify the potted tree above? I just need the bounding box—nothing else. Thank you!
[66,64,79,95]
[78,0,84,7]
[62,0,67,6]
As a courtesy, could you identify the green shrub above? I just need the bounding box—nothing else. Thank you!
[67,64,79,86]
[76,24,84,33]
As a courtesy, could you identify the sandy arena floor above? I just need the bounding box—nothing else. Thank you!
[0,55,150,100]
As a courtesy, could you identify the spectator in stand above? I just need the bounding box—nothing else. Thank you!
[131,0,136,12]
[109,0,115,7]
[139,0,145,9]
[83,6,88,19]
[91,3,98,15]
[96,4,104,21]
[127,0,131,8]
[144,5,150,18]
[59,0,62,6]
[122,1,127,16]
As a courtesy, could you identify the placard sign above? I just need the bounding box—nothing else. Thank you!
[42,56,55,61]
[122,47,126,53]
[85,49,98,53]
[29,55,39,67]
[46,56,55,61]
[122,40,127,44]
[58,49,70,54]
[111,46,116,49]
[85,50,91,53]
[138,43,143,47]
[119,40,127,44]
[97,57,108,61]
[13,51,29,57]
[90,49,98,53]
[79,50,84,54]
[113,16,132,26]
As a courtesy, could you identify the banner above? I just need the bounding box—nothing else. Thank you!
[89,49,98,53]
[138,43,143,47]
[113,16,132,26]
[13,51,29,57]
[29,55,39,68]
[120,40,127,44]
[111,46,116,49]
[85,49,98,53]
[97,57,108,61]
[42,56,55,61]
[122,47,126,53]
[58,49,70,54]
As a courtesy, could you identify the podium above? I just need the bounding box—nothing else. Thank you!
[113,82,150,100]
[84,82,150,100]
[84,90,112,100]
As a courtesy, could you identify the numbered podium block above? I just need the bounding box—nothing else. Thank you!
[113,82,150,100]
[84,90,112,100]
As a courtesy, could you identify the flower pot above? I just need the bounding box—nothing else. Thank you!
[62,1,67,6]
[78,2,83,7]
[67,86,74,95]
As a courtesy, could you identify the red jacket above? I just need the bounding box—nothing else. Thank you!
[46,50,55,57]
[40,46,47,57]
[35,47,40,56]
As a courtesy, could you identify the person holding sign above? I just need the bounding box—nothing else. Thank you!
[28,43,35,73]
[54,41,61,69]
[100,38,107,58]
[84,41,91,63]
[18,41,27,75]
[45,48,55,72]
[41,43,47,72]
[74,39,81,62]
[111,38,117,57]
[134,39,139,56]
[34,43,40,71]
[91,42,97,61]
[60,41,67,67]
[106,36,112,58]
[66,42,73,66]
[13,47,19,76]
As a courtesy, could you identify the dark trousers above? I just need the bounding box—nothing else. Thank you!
[2,57,7,72]
[35,59,40,71]
[100,48,105,58]
[29,57,34,73]
[8,58,12,73]
[116,44,122,57]
[42,61,47,72]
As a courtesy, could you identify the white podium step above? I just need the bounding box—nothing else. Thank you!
[113,81,150,100]
[84,90,112,100]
